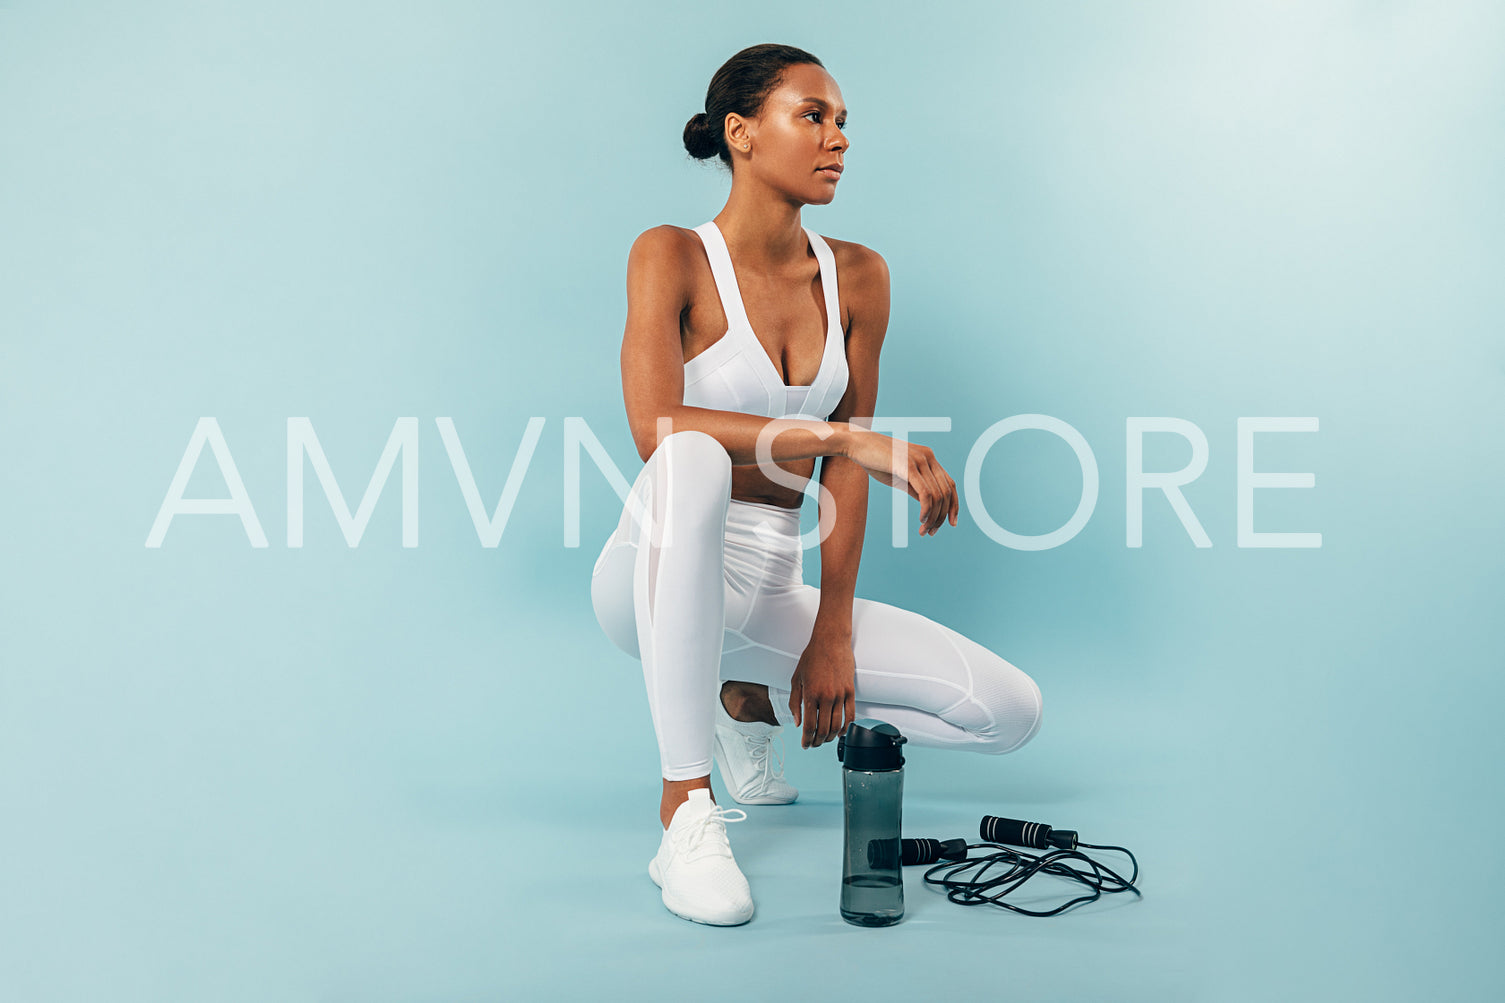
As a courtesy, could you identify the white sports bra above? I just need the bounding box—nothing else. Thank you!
[682,220,849,421]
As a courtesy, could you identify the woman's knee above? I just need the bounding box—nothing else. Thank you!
[977,666,1043,755]
[649,430,732,524]
[653,430,731,480]
[934,623,1043,755]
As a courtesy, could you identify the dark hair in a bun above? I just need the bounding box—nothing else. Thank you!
[683,43,824,168]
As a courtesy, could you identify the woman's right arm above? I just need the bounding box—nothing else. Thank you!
[620,225,953,521]
[620,225,852,465]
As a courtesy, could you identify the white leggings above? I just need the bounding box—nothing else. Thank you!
[590,430,1044,781]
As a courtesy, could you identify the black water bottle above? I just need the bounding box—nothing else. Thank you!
[837,719,907,926]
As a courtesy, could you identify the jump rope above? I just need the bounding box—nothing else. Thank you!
[900,814,1140,915]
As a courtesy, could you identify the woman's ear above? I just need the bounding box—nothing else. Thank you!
[724,114,754,154]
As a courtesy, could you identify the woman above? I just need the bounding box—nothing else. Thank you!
[590,43,1043,926]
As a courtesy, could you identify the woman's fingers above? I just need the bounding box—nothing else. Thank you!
[934,477,953,532]
[908,464,934,534]
[917,462,945,535]
[883,441,959,536]
[803,696,851,748]
[933,465,956,533]
[927,473,946,534]
[918,461,959,535]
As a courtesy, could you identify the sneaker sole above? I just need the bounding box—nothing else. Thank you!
[712,730,799,805]
[648,855,754,926]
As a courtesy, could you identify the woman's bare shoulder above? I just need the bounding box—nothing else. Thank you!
[624,224,707,312]
[627,223,702,267]
[818,234,891,324]
[822,233,888,282]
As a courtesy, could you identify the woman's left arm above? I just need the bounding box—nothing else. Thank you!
[790,243,890,748]
[815,242,889,640]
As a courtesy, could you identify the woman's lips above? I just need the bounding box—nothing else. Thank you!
[818,167,842,181]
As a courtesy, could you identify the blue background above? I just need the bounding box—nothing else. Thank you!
[3,1,1502,1000]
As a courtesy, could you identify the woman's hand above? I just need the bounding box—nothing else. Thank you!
[841,428,959,536]
[787,632,858,749]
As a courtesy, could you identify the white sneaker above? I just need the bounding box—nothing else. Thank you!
[647,788,754,925]
[713,692,799,805]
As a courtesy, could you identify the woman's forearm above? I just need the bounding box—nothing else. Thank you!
[812,454,869,639]
[631,406,851,466]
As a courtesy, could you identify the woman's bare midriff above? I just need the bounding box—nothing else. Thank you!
[729,462,815,510]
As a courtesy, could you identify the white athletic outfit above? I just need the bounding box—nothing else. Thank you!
[590,220,1043,781]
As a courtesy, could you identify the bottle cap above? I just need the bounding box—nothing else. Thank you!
[836,719,907,771]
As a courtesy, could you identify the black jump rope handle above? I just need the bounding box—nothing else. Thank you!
[868,816,1080,869]
[867,837,966,869]
[980,815,1078,851]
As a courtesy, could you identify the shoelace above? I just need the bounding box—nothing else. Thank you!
[677,804,749,862]
[744,729,788,783]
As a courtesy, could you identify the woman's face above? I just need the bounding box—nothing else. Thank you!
[733,62,848,205]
